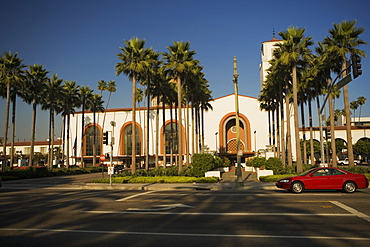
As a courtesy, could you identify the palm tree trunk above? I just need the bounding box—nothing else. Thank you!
[81,101,85,167]
[177,76,183,173]
[146,81,150,170]
[328,78,337,167]
[300,104,307,164]
[131,74,137,173]
[66,111,71,167]
[285,93,293,167]
[316,96,325,164]
[50,107,55,168]
[10,95,16,167]
[308,100,315,165]
[2,82,11,172]
[93,110,97,167]
[155,97,160,167]
[30,102,37,166]
[162,102,166,167]
[292,65,302,172]
[280,94,286,166]
[342,57,354,166]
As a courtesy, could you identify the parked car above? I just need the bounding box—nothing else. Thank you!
[338,158,360,166]
[276,167,369,193]
[114,165,124,174]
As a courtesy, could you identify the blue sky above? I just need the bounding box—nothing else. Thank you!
[1,0,370,141]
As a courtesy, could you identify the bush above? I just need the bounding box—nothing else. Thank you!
[246,157,267,168]
[92,176,219,183]
[191,153,216,177]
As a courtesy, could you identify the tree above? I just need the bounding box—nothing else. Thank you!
[1,51,25,171]
[61,81,80,167]
[357,96,366,124]
[101,80,116,130]
[24,64,49,166]
[277,27,313,172]
[116,37,151,174]
[162,41,197,173]
[79,85,93,167]
[324,20,367,167]
[41,74,64,168]
[350,100,359,124]
[87,93,104,167]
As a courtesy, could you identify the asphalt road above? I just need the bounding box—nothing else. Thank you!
[1,176,370,247]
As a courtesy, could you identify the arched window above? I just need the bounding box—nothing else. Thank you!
[164,122,178,155]
[85,126,101,156]
[123,125,140,155]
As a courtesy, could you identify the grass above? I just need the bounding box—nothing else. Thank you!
[92,176,219,184]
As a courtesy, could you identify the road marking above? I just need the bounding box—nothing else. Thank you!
[331,201,370,223]
[127,204,194,211]
[82,210,355,217]
[1,228,370,241]
[116,191,156,201]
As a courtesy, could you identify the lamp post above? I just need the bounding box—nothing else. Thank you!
[215,132,218,154]
[233,56,243,187]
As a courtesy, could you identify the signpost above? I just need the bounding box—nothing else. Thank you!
[100,154,106,162]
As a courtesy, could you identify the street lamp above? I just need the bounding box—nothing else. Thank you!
[233,56,243,187]
[215,132,218,154]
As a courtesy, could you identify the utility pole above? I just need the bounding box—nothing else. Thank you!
[233,56,243,187]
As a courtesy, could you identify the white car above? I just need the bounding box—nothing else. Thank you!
[338,158,360,166]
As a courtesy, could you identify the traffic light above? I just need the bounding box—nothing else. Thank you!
[103,131,109,145]
[327,129,331,139]
[351,54,362,79]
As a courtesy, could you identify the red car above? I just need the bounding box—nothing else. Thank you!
[276,167,369,193]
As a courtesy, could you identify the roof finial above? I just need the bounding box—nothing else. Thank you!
[272,28,276,39]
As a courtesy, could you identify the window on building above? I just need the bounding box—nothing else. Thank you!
[164,123,178,155]
[85,126,101,156]
[40,147,47,154]
[123,125,140,155]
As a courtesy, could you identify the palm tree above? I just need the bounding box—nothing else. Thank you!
[42,74,64,168]
[87,93,104,167]
[350,100,359,124]
[79,85,93,167]
[357,96,366,124]
[61,80,80,167]
[116,37,151,174]
[1,51,25,171]
[24,64,49,166]
[162,41,197,173]
[324,20,367,166]
[141,49,161,169]
[102,80,116,130]
[277,27,313,172]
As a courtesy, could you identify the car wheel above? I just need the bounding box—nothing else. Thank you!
[290,181,304,193]
[343,181,357,193]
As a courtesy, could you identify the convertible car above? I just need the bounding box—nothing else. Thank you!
[276,167,369,193]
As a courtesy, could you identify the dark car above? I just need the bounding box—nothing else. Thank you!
[114,165,124,174]
[276,167,369,193]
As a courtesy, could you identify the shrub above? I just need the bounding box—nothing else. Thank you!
[246,157,267,168]
[191,153,216,177]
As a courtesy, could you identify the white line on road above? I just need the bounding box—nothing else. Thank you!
[1,228,370,241]
[116,190,156,201]
[331,201,370,223]
[82,210,355,217]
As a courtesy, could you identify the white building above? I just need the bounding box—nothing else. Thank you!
[67,94,269,167]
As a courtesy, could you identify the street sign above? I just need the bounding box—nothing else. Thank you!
[108,167,114,175]
[100,154,106,161]
[336,74,352,89]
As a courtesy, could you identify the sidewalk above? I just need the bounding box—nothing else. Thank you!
[2,173,277,191]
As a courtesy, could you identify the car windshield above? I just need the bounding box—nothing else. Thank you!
[298,168,316,176]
